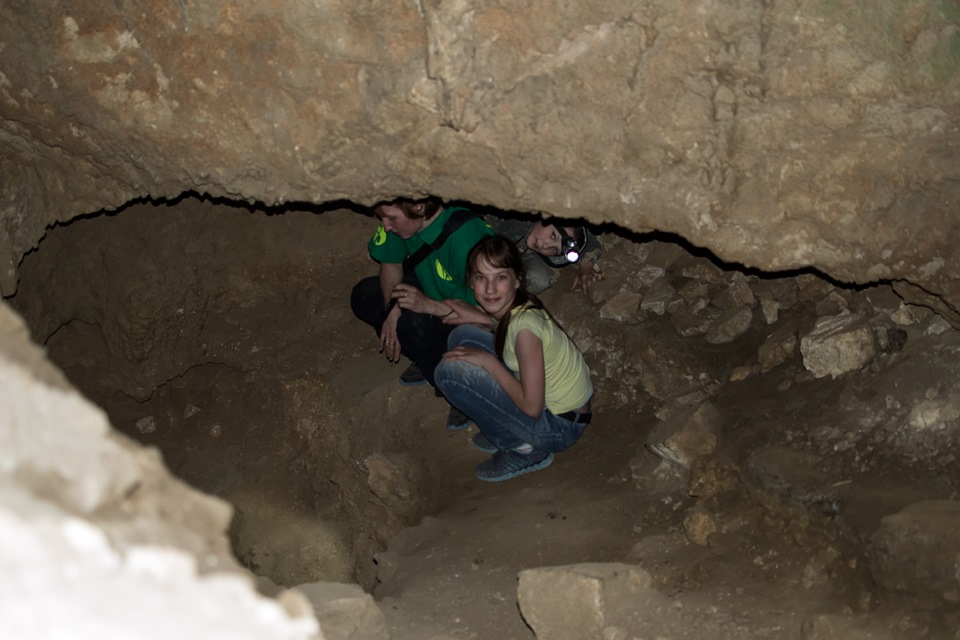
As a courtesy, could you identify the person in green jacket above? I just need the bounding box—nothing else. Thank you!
[350,196,493,429]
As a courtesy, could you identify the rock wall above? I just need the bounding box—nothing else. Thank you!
[1,0,959,318]
[0,303,321,639]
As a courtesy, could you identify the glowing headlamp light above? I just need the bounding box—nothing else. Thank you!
[554,224,583,264]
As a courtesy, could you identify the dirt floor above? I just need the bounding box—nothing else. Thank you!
[8,197,960,639]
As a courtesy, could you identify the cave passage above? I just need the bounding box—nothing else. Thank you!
[7,195,960,638]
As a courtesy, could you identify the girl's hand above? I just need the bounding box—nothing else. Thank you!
[441,299,491,327]
[443,345,495,370]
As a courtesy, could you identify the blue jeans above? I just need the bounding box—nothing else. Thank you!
[434,325,589,453]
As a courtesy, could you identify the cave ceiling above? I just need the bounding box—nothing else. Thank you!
[1,0,959,321]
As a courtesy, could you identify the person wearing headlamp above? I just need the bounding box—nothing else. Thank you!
[484,214,604,295]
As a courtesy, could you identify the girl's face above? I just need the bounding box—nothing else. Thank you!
[526,223,564,257]
[376,203,421,239]
[470,257,521,319]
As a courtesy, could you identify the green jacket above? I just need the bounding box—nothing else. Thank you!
[368,206,492,304]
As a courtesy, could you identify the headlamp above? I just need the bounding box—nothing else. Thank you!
[554,224,583,264]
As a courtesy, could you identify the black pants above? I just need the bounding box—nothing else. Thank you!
[350,276,454,388]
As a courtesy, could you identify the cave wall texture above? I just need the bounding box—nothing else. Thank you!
[1,2,959,636]
[1,0,959,320]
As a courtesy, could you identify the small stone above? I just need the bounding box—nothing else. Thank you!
[669,301,718,337]
[599,290,643,323]
[890,303,916,326]
[760,298,781,324]
[640,277,676,316]
[704,306,753,344]
[677,279,712,310]
[646,402,720,469]
[713,273,755,310]
[296,417,319,438]
[683,507,717,545]
[633,264,666,288]
[729,365,754,382]
[924,315,952,336]
[800,313,876,378]
[135,416,156,434]
[758,321,799,372]
[688,455,740,499]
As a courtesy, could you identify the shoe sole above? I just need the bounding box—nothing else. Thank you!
[446,420,474,432]
[399,378,430,387]
[475,453,554,482]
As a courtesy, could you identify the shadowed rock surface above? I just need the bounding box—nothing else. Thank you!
[2,2,960,638]
[4,198,959,637]
[2,1,960,320]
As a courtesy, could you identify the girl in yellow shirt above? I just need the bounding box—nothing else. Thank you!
[436,235,594,482]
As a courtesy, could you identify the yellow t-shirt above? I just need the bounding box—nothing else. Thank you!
[502,305,593,415]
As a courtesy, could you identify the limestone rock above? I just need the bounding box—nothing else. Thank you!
[676,256,725,285]
[704,305,754,344]
[863,285,904,317]
[797,275,836,304]
[800,313,877,378]
[753,279,800,325]
[1,0,959,328]
[632,264,668,288]
[759,297,782,325]
[713,272,756,310]
[868,500,960,606]
[517,563,665,640]
[294,582,389,640]
[677,279,714,312]
[0,304,318,640]
[646,402,720,469]
[758,320,800,372]
[683,506,718,545]
[687,455,741,499]
[364,453,416,505]
[669,300,720,338]
[639,277,676,316]
[599,290,643,324]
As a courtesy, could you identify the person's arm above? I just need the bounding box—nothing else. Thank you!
[379,263,403,305]
[379,263,403,362]
[441,299,497,329]
[443,328,546,418]
[571,232,603,294]
[571,260,602,293]
[507,329,547,417]
[392,283,454,317]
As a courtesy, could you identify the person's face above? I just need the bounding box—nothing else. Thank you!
[376,204,421,239]
[470,257,521,319]
[526,223,566,258]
